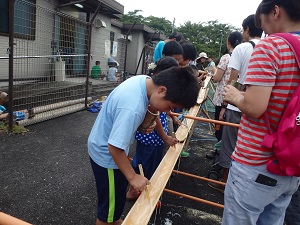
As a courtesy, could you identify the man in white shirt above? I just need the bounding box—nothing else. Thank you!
[209,14,263,192]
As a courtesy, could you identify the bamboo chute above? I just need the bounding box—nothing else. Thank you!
[0,212,32,225]
[123,76,223,224]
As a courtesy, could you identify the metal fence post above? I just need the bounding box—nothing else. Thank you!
[8,0,15,132]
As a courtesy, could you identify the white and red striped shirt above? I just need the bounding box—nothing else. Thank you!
[232,33,300,166]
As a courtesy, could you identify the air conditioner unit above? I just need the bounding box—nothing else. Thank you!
[94,19,106,28]
[117,33,125,40]
[117,34,132,42]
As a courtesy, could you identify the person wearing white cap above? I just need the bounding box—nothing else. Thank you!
[196,52,208,72]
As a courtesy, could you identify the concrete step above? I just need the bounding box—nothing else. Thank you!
[90,82,119,98]
[7,81,91,111]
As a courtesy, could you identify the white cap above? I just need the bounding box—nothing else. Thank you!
[196,52,208,60]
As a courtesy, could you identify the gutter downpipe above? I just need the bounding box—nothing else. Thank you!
[123,22,136,81]
[8,0,15,132]
[85,1,102,107]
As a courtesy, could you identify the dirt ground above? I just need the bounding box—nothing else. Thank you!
[0,109,224,225]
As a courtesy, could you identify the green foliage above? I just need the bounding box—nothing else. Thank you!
[119,10,173,35]
[120,10,144,24]
[119,11,240,61]
[143,16,173,35]
[177,20,238,60]
[0,122,29,134]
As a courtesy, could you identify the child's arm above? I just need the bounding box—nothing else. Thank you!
[108,144,149,192]
[154,117,178,147]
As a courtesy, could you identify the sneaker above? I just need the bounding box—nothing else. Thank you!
[207,181,225,193]
[180,151,189,158]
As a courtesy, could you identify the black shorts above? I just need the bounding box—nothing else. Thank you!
[90,158,128,222]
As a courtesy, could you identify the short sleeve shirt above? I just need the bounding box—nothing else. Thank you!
[213,53,231,106]
[88,75,150,169]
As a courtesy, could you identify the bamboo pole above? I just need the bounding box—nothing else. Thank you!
[172,170,226,186]
[18,103,86,126]
[164,189,224,209]
[197,76,211,104]
[0,212,32,225]
[33,97,91,114]
[0,98,91,120]
[169,112,240,128]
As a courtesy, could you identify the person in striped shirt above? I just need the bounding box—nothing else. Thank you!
[221,0,300,224]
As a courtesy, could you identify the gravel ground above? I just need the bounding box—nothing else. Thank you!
[0,109,224,225]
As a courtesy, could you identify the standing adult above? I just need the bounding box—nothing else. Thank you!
[213,14,263,191]
[222,1,300,224]
[195,52,208,72]
[212,31,243,142]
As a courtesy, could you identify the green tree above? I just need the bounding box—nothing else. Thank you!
[119,10,144,24]
[119,12,239,61]
[120,10,173,35]
[143,16,173,35]
[177,20,237,60]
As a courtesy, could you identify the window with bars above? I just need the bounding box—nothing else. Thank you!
[0,0,36,40]
[110,31,115,55]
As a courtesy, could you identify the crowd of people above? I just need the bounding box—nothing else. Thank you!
[87,0,300,224]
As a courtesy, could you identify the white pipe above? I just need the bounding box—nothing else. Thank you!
[33,97,91,114]
[19,103,86,126]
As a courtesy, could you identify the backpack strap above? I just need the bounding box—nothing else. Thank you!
[264,33,300,134]
[274,33,300,66]
[249,40,256,48]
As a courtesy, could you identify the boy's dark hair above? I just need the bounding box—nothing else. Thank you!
[162,41,183,57]
[152,66,199,109]
[95,61,100,65]
[255,0,300,28]
[168,32,184,42]
[180,41,197,61]
[242,14,263,37]
[228,31,243,48]
[153,56,179,75]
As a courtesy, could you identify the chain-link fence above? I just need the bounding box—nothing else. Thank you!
[0,0,128,128]
[0,0,157,130]
[0,0,91,126]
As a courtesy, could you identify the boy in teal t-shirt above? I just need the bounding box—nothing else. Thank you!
[91,61,102,79]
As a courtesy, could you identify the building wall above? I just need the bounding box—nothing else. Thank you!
[0,0,56,84]
[0,0,149,86]
[91,15,120,75]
